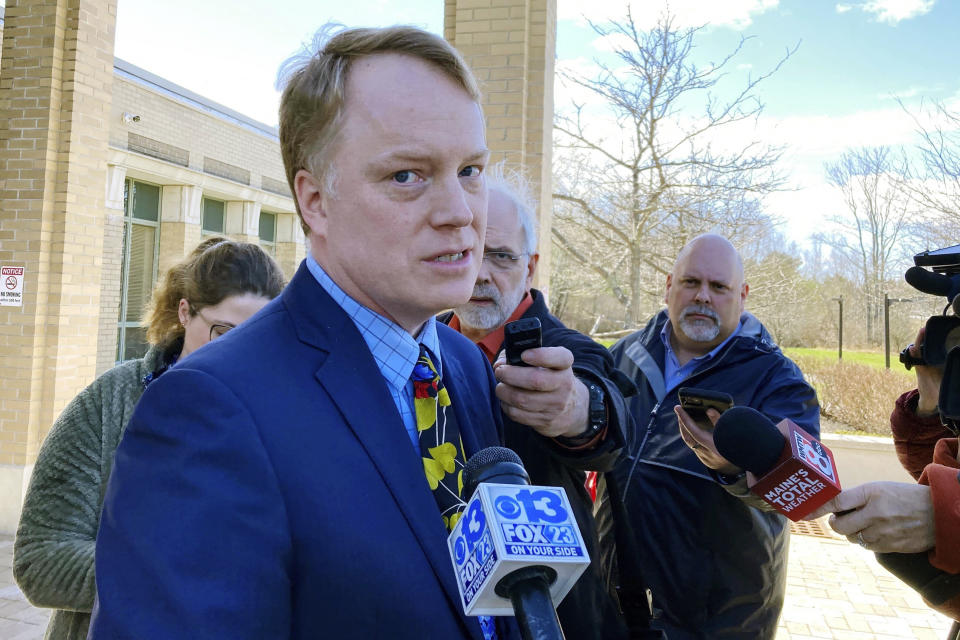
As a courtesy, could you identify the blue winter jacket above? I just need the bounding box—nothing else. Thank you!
[598,310,820,640]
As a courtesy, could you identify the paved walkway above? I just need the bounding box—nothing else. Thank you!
[0,527,955,639]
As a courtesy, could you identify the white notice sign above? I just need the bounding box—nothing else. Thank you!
[1,266,24,307]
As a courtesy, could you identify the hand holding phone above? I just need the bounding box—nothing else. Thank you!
[503,317,542,366]
[677,387,734,428]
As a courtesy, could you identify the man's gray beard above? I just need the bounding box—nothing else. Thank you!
[678,304,721,342]
[456,282,526,333]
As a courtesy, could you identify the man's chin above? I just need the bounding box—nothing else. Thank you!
[679,323,720,344]
[455,304,504,332]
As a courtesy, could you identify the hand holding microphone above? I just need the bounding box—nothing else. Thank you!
[806,482,936,553]
[710,406,842,521]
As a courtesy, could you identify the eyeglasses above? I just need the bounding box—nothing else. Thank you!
[483,250,529,271]
[192,307,235,342]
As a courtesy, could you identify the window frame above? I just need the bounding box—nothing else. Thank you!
[116,178,162,363]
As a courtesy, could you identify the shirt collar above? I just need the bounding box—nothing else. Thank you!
[305,254,440,390]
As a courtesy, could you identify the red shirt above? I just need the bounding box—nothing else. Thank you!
[448,292,605,452]
[448,292,534,364]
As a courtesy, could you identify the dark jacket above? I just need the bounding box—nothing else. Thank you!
[601,310,820,640]
[441,288,636,640]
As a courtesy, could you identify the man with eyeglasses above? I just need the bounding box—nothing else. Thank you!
[439,166,637,640]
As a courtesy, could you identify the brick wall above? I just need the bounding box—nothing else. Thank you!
[445,0,556,290]
[110,73,288,193]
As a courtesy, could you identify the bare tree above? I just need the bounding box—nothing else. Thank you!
[819,147,913,344]
[900,99,960,246]
[552,9,794,326]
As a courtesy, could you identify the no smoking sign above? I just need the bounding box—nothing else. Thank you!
[1,266,24,307]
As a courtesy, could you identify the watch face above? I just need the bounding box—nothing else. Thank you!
[588,383,605,426]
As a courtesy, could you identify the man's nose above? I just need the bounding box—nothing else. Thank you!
[476,256,493,282]
[694,285,711,303]
[430,174,475,228]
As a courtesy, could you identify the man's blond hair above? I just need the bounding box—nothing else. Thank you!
[277,24,481,232]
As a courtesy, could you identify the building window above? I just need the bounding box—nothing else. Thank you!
[259,211,277,254]
[117,179,161,362]
[202,197,225,234]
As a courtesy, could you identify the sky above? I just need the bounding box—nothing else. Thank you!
[113,0,960,245]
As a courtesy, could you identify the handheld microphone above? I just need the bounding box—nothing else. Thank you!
[713,407,841,521]
[905,265,954,297]
[448,447,590,640]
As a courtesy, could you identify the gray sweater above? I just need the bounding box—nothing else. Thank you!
[14,345,169,640]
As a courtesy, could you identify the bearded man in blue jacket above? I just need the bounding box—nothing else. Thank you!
[597,234,820,640]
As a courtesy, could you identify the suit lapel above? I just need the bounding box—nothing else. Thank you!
[285,264,482,639]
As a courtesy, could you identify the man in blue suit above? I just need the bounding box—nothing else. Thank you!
[90,25,519,639]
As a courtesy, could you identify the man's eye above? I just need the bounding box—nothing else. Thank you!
[393,170,420,184]
[459,165,481,178]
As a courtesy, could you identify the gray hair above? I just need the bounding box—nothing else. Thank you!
[486,162,539,255]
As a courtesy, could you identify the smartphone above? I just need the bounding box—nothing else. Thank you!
[677,387,734,428]
[503,317,542,366]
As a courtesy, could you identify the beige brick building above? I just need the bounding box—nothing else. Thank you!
[0,0,555,533]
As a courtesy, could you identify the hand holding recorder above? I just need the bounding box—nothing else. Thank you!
[494,318,595,439]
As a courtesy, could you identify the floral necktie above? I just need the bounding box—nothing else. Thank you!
[412,345,498,640]
[412,345,468,531]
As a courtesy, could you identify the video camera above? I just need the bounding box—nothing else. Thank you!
[900,243,960,435]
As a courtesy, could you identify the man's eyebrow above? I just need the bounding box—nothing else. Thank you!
[370,147,490,165]
[465,148,490,163]
[485,245,518,253]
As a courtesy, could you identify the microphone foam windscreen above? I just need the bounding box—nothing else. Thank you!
[713,407,786,476]
[905,266,953,296]
[462,447,529,499]
[464,446,523,478]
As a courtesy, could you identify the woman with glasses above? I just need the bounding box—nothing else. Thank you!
[13,236,285,640]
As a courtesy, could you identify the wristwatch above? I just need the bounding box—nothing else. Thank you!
[556,379,606,445]
[585,380,606,435]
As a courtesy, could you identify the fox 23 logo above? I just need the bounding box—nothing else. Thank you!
[453,488,572,565]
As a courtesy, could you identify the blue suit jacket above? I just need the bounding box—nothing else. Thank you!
[90,263,516,639]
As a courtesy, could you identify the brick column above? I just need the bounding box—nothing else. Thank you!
[95,163,126,374]
[225,200,260,245]
[275,213,306,281]
[445,0,556,291]
[158,185,202,276]
[0,0,117,532]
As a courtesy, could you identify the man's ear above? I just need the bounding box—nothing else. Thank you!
[295,169,327,238]
[525,252,539,290]
[740,281,749,310]
[664,273,673,304]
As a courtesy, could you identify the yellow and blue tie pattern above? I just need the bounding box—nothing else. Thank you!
[412,345,468,532]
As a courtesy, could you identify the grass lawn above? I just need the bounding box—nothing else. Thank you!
[784,347,892,370]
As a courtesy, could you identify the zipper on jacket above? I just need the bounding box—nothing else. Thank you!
[622,400,661,499]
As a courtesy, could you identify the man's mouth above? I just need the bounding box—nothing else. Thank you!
[433,251,465,263]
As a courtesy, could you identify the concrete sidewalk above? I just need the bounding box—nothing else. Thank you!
[0,528,955,639]
[777,529,953,639]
